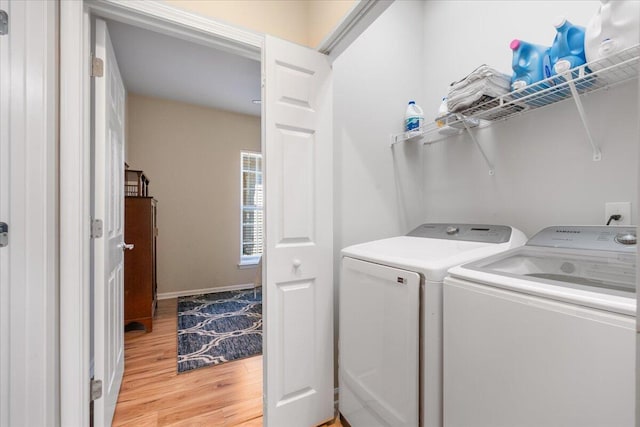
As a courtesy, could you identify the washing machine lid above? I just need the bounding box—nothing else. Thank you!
[449,226,637,315]
[341,224,526,282]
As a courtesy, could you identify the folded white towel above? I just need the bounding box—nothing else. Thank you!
[447,65,511,112]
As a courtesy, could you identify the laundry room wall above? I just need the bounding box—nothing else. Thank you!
[126,93,261,295]
[333,0,426,257]
[420,1,639,237]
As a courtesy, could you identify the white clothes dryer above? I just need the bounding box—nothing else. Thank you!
[338,224,526,427]
[443,225,637,427]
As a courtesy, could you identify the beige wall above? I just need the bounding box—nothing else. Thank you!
[164,0,356,48]
[307,0,356,47]
[126,93,261,294]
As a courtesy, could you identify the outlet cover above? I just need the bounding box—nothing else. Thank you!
[605,202,631,225]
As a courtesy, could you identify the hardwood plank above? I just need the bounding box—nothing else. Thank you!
[162,409,226,427]
[112,298,342,427]
[234,416,264,427]
[113,411,159,427]
[221,396,263,426]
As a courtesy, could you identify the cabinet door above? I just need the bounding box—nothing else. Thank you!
[151,200,157,313]
[124,198,153,331]
[339,256,421,427]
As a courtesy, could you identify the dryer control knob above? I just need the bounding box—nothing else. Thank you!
[615,232,637,245]
[446,226,459,235]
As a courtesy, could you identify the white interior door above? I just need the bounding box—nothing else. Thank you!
[263,35,334,426]
[93,18,126,427]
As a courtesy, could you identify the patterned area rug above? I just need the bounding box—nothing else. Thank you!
[177,289,262,373]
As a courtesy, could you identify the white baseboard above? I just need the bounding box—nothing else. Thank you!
[157,283,256,300]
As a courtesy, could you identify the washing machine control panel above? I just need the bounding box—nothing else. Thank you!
[527,226,637,252]
[406,223,512,243]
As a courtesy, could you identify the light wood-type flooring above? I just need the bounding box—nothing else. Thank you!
[112,298,342,427]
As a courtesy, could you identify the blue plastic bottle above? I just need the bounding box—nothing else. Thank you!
[510,39,552,91]
[550,16,587,76]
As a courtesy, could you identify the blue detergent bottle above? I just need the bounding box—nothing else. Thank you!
[550,16,587,76]
[510,39,552,91]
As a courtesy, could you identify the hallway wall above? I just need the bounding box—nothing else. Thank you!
[127,93,261,294]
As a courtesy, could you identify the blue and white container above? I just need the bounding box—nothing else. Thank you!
[510,39,552,91]
[405,101,424,132]
[550,16,587,75]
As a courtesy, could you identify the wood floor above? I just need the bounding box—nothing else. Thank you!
[112,298,342,427]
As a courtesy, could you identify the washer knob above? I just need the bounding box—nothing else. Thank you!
[446,226,459,235]
[615,232,637,245]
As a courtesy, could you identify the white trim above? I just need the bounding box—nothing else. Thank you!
[88,0,262,60]
[0,3,8,422]
[2,1,59,425]
[238,259,260,269]
[158,283,256,300]
[60,2,91,426]
[316,0,394,61]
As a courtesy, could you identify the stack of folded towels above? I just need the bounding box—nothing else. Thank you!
[447,65,512,113]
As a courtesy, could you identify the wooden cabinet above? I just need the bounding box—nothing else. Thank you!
[124,197,157,332]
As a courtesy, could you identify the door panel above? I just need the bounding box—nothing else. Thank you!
[93,18,126,427]
[339,257,421,427]
[278,279,315,398]
[263,35,333,426]
[279,128,314,243]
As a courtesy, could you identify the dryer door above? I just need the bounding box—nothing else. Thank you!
[339,257,420,427]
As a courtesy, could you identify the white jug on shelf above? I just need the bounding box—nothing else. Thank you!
[404,101,424,132]
[584,0,640,71]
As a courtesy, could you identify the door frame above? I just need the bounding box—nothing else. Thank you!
[59,1,389,425]
[1,1,58,426]
[60,2,262,425]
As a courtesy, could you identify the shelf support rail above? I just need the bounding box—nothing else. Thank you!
[455,113,495,176]
[562,70,601,161]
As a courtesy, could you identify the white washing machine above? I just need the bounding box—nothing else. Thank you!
[339,224,527,427]
[443,225,637,427]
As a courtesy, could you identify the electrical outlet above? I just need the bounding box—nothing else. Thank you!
[605,202,631,225]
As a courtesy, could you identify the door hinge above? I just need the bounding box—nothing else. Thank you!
[0,10,7,36]
[0,222,7,247]
[91,219,103,238]
[91,55,104,78]
[90,379,103,401]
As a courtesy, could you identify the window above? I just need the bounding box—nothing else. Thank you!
[240,151,263,265]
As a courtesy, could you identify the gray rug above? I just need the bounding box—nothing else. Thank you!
[177,289,262,373]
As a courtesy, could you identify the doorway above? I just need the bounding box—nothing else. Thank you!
[61,2,337,426]
[93,16,265,426]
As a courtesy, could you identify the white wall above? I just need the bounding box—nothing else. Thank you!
[421,1,638,237]
[333,0,426,255]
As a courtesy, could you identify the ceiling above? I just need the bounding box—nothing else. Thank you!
[106,19,261,117]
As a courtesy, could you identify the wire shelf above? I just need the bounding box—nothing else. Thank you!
[391,44,640,147]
